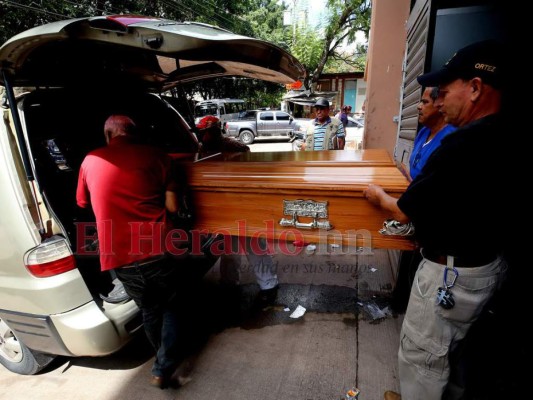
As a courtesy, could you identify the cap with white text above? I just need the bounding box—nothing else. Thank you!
[417,40,504,89]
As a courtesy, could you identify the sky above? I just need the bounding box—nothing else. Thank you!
[307,1,326,29]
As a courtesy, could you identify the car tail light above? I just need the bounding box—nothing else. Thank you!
[24,237,76,278]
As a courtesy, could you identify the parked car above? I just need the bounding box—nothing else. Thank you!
[224,110,300,144]
[193,98,246,125]
[291,116,364,150]
[0,15,304,375]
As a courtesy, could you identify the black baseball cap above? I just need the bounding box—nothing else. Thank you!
[314,98,330,108]
[417,40,504,89]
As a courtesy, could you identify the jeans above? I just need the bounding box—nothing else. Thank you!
[115,257,183,378]
[220,236,278,290]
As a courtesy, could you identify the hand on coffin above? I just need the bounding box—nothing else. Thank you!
[364,184,385,206]
[364,184,410,224]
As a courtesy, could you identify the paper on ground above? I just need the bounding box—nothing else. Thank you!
[289,305,306,318]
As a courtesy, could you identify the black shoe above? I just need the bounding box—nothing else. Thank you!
[149,375,167,389]
[255,285,280,309]
[149,374,180,389]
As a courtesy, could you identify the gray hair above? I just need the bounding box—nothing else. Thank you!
[104,115,137,140]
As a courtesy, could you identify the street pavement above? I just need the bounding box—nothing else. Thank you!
[0,248,403,400]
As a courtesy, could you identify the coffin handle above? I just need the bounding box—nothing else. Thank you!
[279,213,333,230]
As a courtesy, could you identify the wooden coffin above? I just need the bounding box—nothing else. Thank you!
[186,149,415,251]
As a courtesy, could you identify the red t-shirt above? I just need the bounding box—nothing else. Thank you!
[76,136,176,271]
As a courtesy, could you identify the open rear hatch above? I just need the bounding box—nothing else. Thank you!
[0,15,305,302]
[0,15,304,90]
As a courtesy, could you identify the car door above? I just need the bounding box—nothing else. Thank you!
[258,112,276,136]
[274,111,294,136]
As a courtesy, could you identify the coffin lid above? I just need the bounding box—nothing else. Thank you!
[0,15,305,90]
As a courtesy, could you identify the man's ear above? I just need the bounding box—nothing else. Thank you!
[470,77,483,102]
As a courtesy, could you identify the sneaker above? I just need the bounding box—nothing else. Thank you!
[384,390,401,400]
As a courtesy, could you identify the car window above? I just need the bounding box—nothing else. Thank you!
[239,110,257,119]
[275,112,290,121]
[260,112,274,121]
[226,102,246,114]
[196,104,218,118]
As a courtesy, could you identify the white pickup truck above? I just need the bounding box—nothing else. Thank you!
[224,110,302,144]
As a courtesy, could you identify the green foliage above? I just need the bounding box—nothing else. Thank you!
[323,42,367,73]
[290,28,324,72]
[289,0,371,86]
[182,77,286,109]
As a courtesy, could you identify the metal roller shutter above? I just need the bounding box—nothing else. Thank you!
[394,0,431,169]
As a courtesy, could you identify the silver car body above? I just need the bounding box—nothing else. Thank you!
[0,15,304,374]
[225,110,299,144]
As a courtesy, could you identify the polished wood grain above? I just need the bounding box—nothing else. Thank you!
[200,149,395,166]
[185,150,415,250]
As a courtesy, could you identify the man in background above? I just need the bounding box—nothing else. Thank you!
[302,98,345,150]
[196,116,280,309]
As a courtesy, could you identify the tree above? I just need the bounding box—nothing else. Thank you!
[323,43,367,74]
[288,0,371,89]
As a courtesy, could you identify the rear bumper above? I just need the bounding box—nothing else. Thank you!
[0,299,141,357]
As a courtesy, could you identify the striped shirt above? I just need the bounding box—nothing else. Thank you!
[312,117,345,150]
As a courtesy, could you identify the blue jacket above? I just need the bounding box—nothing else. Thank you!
[409,124,456,180]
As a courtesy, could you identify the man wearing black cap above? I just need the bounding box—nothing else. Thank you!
[363,40,510,400]
[302,97,345,150]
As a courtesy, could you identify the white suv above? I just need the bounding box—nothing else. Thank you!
[0,15,303,375]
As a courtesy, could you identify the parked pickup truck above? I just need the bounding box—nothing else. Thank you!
[224,110,301,144]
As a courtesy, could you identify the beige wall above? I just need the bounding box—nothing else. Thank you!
[363,0,410,156]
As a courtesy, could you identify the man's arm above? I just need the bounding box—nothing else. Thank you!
[76,162,90,208]
[397,162,413,182]
[336,122,345,150]
[364,184,409,223]
[165,190,179,214]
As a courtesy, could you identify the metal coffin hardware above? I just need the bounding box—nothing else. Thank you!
[279,199,333,230]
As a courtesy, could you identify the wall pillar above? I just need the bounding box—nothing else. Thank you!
[364,0,411,157]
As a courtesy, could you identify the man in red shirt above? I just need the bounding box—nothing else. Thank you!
[196,115,250,155]
[77,115,181,388]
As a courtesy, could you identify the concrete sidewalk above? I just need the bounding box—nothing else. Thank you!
[0,249,403,400]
